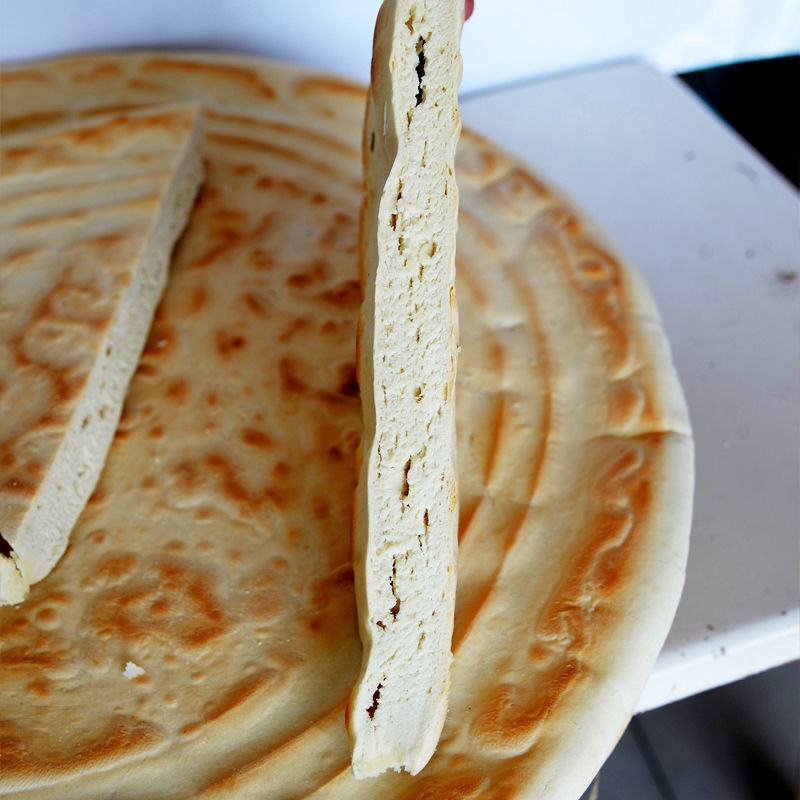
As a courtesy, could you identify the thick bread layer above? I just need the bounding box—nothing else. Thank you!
[0,107,203,604]
[349,0,464,778]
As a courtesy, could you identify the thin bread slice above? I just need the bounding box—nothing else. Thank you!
[0,106,204,604]
[348,0,464,778]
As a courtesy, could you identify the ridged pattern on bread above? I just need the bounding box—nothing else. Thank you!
[0,107,203,604]
[0,52,692,800]
[348,0,463,778]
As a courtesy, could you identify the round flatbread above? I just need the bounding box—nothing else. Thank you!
[0,52,693,800]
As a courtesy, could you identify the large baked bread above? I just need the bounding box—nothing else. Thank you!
[0,107,203,605]
[350,0,463,778]
[0,52,692,799]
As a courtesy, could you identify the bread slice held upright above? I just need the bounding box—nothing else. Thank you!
[349,0,464,778]
[0,106,203,605]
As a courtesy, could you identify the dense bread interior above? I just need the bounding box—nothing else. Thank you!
[350,0,463,778]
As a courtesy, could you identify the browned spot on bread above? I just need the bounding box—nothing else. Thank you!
[483,396,507,488]
[206,110,359,157]
[240,428,273,449]
[89,558,227,648]
[537,439,658,640]
[78,102,146,118]
[128,77,163,91]
[216,330,247,358]
[2,69,48,82]
[207,132,344,180]
[3,477,34,495]
[165,378,189,404]
[543,225,635,379]
[180,671,281,737]
[16,207,88,228]
[212,208,248,224]
[399,773,490,800]
[320,320,338,334]
[71,62,122,81]
[172,460,199,492]
[317,210,358,252]
[26,678,52,698]
[0,644,66,669]
[86,553,139,588]
[317,280,361,309]
[248,248,275,271]
[472,659,583,753]
[453,503,530,651]
[134,363,158,378]
[458,497,481,543]
[45,591,72,605]
[88,530,107,546]
[338,363,359,397]
[278,356,306,395]
[312,497,330,520]
[241,291,268,316]
[143,322,175,357]
[197,703,347,795]
[327,445,344,462]
[0,716,165,782]
[2,248,40,268]
[148,425,165,439]
[77,233,126,252]
[304,564,356,636]
[528,642,550,662]
[141,58,277,99]
[272,461,291,480]
[285,258,328,288]
[191,212,276,269]
[1,110,65,134]
[277,317,308,343]
[202,452,284,513]
[277,178,304,197]
[87,485,107,506]
[187,285,207,315]
[294,76,365,100]
[34,608,58,627]
[608,379,649,428]
[192,184,220,211]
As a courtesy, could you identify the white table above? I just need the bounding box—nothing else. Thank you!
[461,61,800,711]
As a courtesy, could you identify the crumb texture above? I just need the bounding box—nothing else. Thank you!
[349,0,464,779]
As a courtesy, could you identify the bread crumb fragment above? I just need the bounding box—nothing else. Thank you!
[123,661,145,680]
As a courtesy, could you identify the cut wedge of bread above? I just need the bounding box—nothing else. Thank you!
[349,0,464,778]
[0,106,203,605]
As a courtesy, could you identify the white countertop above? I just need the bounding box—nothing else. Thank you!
[460,60,800,711]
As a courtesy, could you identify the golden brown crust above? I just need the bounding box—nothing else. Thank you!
[0,52,691,799]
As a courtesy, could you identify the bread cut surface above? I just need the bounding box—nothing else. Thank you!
[349,0,464,778]
[0,106,203,604]
[0,52,692,800]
